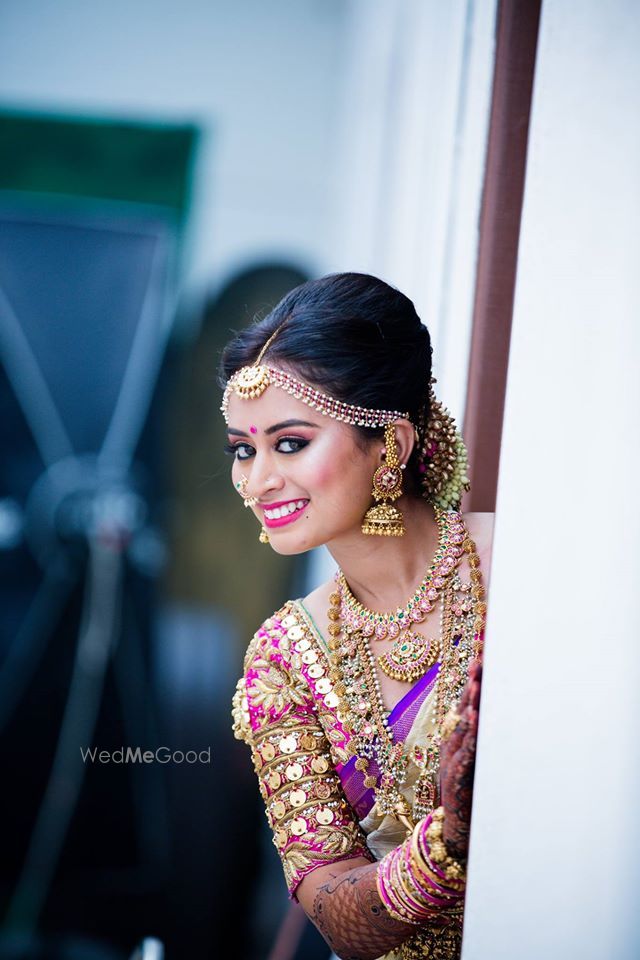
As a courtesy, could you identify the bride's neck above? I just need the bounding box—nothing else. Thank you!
[326,497,441,611]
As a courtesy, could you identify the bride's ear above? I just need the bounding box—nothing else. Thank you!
[391,419,417,467]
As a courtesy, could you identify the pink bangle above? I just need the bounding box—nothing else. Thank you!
[419,808,466,888]
[376,808,467,926]
[376,849,420,925]
[403,838,455,907]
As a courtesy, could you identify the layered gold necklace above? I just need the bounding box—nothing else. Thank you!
[326,511,486,830]
[336,509,466,681]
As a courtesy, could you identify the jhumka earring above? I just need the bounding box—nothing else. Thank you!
[236,477,269,544]
[362,423,406,537]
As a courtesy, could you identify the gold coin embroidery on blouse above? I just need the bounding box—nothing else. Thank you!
[290,818,307,836]
[311,756,329,774]
[281,615,297,629]
[307,663,324,679]
[325,692,340,708]
[300,733,317,751]
[287,625,305,641]
[261,743,275,762]
[275,829,287,847]
[315,782,332,800]
[316,808,335,825]
[286,762,303,781]
[315,679,332,694]
[295,637,311,652]
[268,771,282,790]
[301,650,318,664]
[279,735,297,754]
[272,800,286,820]
[290,789,306,807]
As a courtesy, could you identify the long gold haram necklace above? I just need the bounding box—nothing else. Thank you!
[326,520,486,830]
[336,509,466,682]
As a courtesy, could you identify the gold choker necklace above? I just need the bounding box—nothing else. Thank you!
[336,509,466,681]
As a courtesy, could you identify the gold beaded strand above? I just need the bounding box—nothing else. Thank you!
[325,519,486,831]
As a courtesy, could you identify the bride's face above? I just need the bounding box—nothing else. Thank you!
[225,384,380,555]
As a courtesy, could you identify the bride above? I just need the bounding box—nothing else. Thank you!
[221,273,492,960]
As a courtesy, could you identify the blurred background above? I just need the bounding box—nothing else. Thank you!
[0,2,498,956]
[1,1,638,959]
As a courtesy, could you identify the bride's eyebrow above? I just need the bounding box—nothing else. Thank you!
[227,419,320,437]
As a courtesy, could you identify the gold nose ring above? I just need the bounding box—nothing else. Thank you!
[237,475,258,508]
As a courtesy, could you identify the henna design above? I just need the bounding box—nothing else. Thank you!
[311,863,415,960]
[439,661,482,862]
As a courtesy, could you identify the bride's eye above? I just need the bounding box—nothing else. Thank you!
[223,436,309,460]
[277,437,309,454]
[223,442,254,461]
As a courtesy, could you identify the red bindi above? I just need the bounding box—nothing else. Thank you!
[249,425,258,434]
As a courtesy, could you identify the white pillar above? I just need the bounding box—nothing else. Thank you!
[309,0,496,588]
[463,2,640,958]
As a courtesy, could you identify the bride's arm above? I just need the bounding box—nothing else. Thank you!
[234,611,480,960]
[297,856,417,960]
[234,614,420,959]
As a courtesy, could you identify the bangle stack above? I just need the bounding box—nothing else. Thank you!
[423,807,466,884]
[376,807,466,925]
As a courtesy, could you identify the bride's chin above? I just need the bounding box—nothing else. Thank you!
[264,527,322,556]
[268,539,314,556]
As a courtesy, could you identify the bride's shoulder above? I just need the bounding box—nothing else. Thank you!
[300,579,335,627]
[302,578,335,606]
[462,510,494,541]
[242,598,299,666]
[234,596,315,744]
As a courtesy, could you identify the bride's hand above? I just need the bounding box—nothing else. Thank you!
[438,659,483,863]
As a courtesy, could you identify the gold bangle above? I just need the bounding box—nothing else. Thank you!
[398,849,447,917]
[411,826,465,899]
[410,826,464,897]
[393,850,420,920]
[378,817,467,929]
[376,850,421,925]
[440,707,463,743]
[425,808,467,882]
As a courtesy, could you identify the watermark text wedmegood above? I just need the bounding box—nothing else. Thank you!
[80,746,211,764]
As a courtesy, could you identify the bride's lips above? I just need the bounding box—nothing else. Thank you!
[261,499,309,529]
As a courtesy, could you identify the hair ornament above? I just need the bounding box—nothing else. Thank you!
[220,322,409,428]
[417,379,470,510]
[223,321,286,403]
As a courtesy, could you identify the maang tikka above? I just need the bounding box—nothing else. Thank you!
[361,423,406,537]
